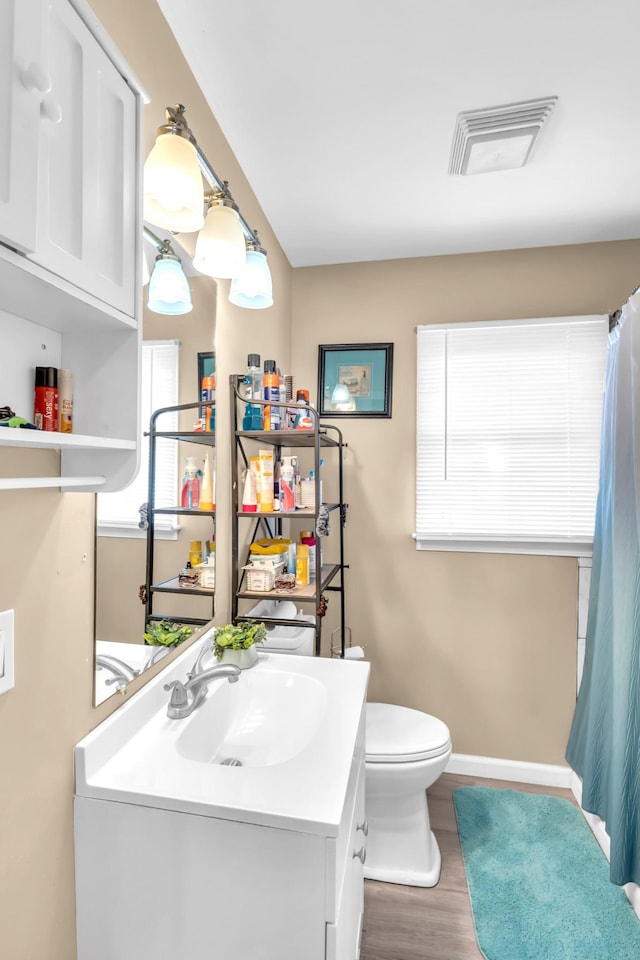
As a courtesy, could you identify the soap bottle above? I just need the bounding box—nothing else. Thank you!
[181,457,199,509]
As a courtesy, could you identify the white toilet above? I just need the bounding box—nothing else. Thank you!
[364,702,452,887]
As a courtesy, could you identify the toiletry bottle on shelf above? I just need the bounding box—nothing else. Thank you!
[293,389,314,429]
[34,366,59,432]
[189,540,203,566]
[58,369,73,433]
[295,544,310,586]
[300,531,317,580]
[263,360,281,430]
[200,452,214,511]
[181,457,198,509]
[279,457,296,511]
[247,354,262,401]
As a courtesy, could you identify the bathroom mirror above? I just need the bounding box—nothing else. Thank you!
[94,275,218,706]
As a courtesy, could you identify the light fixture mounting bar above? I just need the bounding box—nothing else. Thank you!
[163,104,260,248]
[143,225,175,256]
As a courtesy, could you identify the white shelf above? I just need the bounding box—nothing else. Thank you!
[0,476,106,490]
[0,430,135,451]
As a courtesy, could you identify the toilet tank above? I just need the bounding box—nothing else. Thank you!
[247,599,315,656]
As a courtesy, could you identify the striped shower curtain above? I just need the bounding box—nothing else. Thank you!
[566,291,640,886]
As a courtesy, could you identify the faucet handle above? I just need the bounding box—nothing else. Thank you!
[163,680,189,709]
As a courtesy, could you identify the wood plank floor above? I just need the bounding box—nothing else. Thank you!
[360,771,577,960]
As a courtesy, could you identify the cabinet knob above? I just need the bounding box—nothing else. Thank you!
[357,819,369,836]
[20,62,52,94]
[40,96,62,125]
[352,846,367,864]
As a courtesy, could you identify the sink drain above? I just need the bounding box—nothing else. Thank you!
[219,757,243,767]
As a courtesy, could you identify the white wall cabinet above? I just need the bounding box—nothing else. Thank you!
[0,0,143,492]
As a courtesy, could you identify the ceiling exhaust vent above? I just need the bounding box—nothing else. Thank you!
[449,96,558,176]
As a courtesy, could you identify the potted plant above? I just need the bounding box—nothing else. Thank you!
[144,619,194,648]
[214,620,266,670]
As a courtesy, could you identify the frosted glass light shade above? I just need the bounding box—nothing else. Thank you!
[331,383,350,404]
[193,204,247,279]
[143,134,205,232]
[228,249,273,309]
[147,257,193,315]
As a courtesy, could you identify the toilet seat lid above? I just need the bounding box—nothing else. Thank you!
[366,702,451,763]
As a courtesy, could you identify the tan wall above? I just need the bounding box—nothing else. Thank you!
[1,1,638,956]
[0,0,292,956]
[292,239,640,764]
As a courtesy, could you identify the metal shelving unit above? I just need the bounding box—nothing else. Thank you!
[230,375,348,657]
[143,400,216,629]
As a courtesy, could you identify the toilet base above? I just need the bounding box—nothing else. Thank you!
[364,830,442,887]
[363,784,443,887]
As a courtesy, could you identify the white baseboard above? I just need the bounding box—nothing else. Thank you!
[570,771,640,921]
[446,752,573,787]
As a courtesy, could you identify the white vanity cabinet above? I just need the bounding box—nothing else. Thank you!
[0,0,143,492]
[74,647,370,960]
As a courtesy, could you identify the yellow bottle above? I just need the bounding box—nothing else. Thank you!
[295,544,309,586]
[200,452,214,511]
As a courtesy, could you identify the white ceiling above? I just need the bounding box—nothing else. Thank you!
[157,0,640,268]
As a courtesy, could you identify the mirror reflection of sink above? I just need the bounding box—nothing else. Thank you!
[94,640,169,705]
[176,666,328,768]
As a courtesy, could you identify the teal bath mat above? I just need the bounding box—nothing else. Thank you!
[453,786,640,960]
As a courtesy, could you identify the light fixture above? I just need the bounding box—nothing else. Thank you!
[144,227,192,315]
[143,104,273,307]
[449,97,558,176]
[143,107,204,232]
[228,235,273,310]
[193,192,247,279]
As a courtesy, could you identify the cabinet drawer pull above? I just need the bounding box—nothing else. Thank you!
[357,819,369,836]
[20,62,52,94]
[353,846,366,864]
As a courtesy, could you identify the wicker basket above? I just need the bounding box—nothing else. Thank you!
[243,565,276,592]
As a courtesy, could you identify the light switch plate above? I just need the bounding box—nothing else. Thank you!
[0,609,15,694]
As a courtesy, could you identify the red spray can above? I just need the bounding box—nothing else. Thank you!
[34,367,59,431]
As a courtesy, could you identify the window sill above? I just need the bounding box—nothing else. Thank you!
[414,536,593,558]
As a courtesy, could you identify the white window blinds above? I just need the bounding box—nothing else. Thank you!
[416,315,608,554]
[97,340,180,536]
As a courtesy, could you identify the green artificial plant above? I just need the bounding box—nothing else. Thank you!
[144,618,194,647]
[214,620,266,660]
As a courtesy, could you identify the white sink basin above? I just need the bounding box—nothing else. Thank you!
[176,667,328,767]
[76,631,370,835]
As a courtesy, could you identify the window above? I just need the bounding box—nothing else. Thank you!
[416,315,608,555]
[97,340,180,538]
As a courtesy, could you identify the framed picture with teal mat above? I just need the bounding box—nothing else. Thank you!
[318,342,393,417]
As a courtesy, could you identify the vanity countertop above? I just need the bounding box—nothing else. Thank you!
[75,630,370,836]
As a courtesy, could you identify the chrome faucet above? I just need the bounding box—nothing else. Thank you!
[186,636,214,679]
[96,654,140,687]
[163,663,241,719]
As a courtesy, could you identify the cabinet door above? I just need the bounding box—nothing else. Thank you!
[33,0,137,317]
[0,0,45,252]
